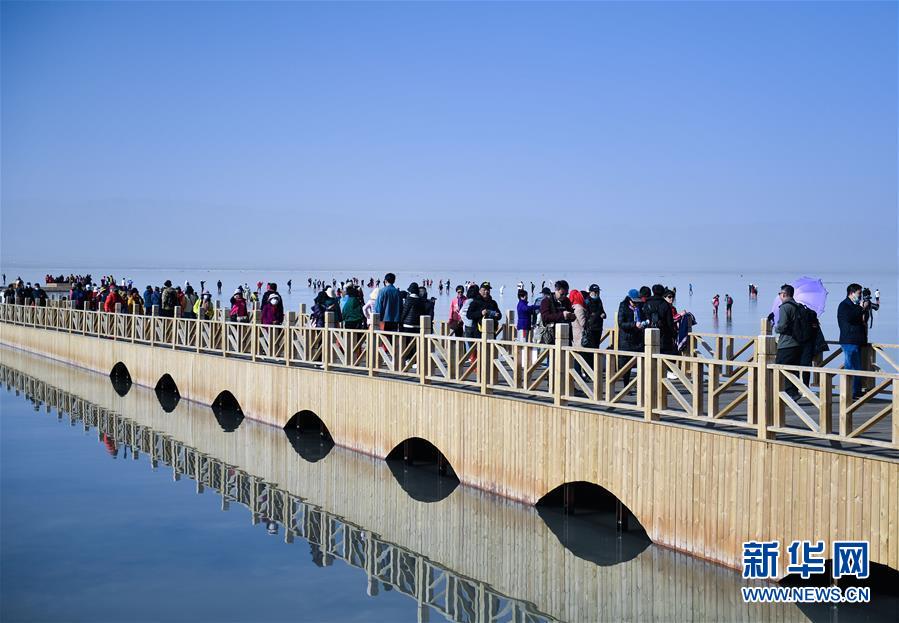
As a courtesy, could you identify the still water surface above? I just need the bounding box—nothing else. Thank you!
[0,346,893,622]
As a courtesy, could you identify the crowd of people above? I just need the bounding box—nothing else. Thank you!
[1,271,884,392]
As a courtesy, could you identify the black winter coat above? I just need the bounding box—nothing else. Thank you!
[617,298,645,352]
[837,297,868,345]
[640,296,676,354]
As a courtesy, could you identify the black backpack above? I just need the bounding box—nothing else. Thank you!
[785,301,817,343]
[643,300,663,329]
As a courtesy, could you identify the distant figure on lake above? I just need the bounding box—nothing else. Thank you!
[725,294,733,318]
[712,294,719,316]
[216,280,222,295]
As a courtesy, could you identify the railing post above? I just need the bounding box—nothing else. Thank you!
[643,329,660,420]
[251,309,259,362]
[553,322,569,406]
[285,312,294,367]
[195,308,202,353]
[760,317,771,336]
[323,312,334,371]
[481,319,495,395]
[756,335,776,439]
[369,313,380,377]
[419,316,432,385]
[150,305,159,347]
[892,380,899,448]
[505,309,515,341]
[819,371,832,435]
[114,303,122,341]
[83,301,90,336]
[221,307,227,357]
[173,306,181,350]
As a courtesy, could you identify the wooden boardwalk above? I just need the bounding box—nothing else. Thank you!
[1,346,811,623]
[1,302,897,575]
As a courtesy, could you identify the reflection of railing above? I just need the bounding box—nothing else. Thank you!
[1,364,559,623]
[2,302,897,452]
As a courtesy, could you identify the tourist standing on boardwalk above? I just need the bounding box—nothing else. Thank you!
[230,291,248,322]
[341,285,364,329]
[160,281,177,317]
[103,286,123,313]
[466,282,501,338]
[143,286,153,312]
[400,282,427,333]
[374,273,402,331]
[582,284,607,348]
[515,289,539,342]
[127,288,144,314]
[838,283,869,400]
[448,285,466,337]
[182,285,198,319]
[261,290,284,325]
[569,289,588,348]
[773,285,802,399]
[459,285,480,339]
[641,284,676,354]
[363,288,378,323]
[540,280,575,345]
[616,289,647,383]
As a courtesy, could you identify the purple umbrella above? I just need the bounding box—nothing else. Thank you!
[771,276,828,323]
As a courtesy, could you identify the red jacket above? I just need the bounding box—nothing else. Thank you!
[104,292,122,312]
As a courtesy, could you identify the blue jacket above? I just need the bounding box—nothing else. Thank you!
[143,289,153,310]
[516,300,539,330]
[150,291,162,308]
[374,284,402,323]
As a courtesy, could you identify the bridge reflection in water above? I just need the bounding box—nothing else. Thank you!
[1,346,806,622]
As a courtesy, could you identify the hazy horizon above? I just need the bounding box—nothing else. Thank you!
[2,2,897,273]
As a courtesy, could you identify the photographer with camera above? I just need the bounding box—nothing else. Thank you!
[837,283,870,400]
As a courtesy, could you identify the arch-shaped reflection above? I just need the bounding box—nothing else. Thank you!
[211,391,244,432]
[385,437,459,503]
[536,481,650,566]
[284,410,333,463]
[154,374,180,413]
[109,362,132,397]
[781,560,899,622]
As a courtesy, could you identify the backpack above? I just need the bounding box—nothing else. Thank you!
[784,301,816,343]
[162,288,177,310]
[534,296,556,344]
[643,300,663,329]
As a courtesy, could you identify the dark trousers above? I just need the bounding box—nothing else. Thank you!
[381,321,398,332]
[800,340,816,386]
[776,345,802,397]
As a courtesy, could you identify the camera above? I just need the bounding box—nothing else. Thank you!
[861,288,880,311]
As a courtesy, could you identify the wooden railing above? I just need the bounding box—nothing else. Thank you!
[2,301,896,451]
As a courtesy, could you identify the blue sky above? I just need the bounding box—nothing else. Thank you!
[2,1,896,272]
